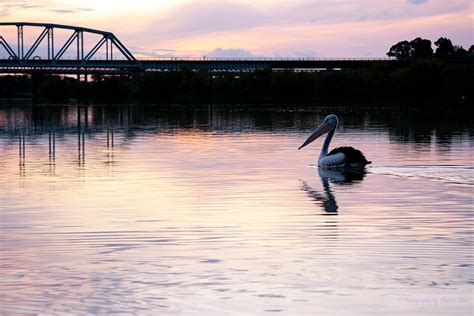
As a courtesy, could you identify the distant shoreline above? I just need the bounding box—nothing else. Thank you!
[1,59,472,107]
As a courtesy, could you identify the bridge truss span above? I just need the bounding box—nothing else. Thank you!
[0,22,136,68]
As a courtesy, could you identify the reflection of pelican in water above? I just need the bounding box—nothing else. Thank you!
[299,114,371,167]
[301,167,366,214]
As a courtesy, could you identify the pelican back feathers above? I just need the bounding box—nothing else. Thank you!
[328,146,371,166]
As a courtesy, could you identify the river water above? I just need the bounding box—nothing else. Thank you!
[0,104,472,315]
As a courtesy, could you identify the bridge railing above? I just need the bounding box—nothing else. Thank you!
[135,57,394,61]
[0,56,395,61]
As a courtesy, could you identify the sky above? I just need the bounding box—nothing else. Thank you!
[0,0,472,58]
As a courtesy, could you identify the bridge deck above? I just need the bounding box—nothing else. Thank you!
[0,58,421,74]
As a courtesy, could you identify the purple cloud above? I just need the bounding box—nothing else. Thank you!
[408,0,428,4]
[205,48,260,58]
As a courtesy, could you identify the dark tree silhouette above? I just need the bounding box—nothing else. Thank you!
[387,40,412,60]
[389,36,473,60]
[387,37,433,59]
[410,37,433,58]
[434,37,454,58]
[453,45,468,57]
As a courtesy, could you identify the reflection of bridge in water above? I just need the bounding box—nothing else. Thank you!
[0,105,470,177]
[0,106,120,177]
[0,22,415,75]
[1,104,303,175]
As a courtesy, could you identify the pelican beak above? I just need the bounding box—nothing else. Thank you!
[298,121,331,150]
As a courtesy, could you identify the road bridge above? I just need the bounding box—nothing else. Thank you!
[0,22,468,75]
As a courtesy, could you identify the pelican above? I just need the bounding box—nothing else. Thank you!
[298,114,371,167]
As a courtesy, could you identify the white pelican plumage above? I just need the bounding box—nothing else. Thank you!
[298,114,371,167]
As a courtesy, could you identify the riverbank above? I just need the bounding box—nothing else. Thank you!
[1,60,472,106]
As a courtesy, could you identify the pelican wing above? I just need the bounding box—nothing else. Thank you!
[328,146,371,165]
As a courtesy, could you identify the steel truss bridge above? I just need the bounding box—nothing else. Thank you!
[0,22,457,76]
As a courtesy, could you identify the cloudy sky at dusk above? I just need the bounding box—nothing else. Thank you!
[0,0,472,58]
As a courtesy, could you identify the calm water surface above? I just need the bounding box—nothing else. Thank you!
[0,105,473,315]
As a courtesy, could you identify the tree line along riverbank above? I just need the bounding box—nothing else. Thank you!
[0,59,472,105]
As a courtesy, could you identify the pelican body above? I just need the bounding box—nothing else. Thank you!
[298,114,371,167]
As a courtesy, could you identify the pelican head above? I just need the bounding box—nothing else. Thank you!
[298,114,338,150]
